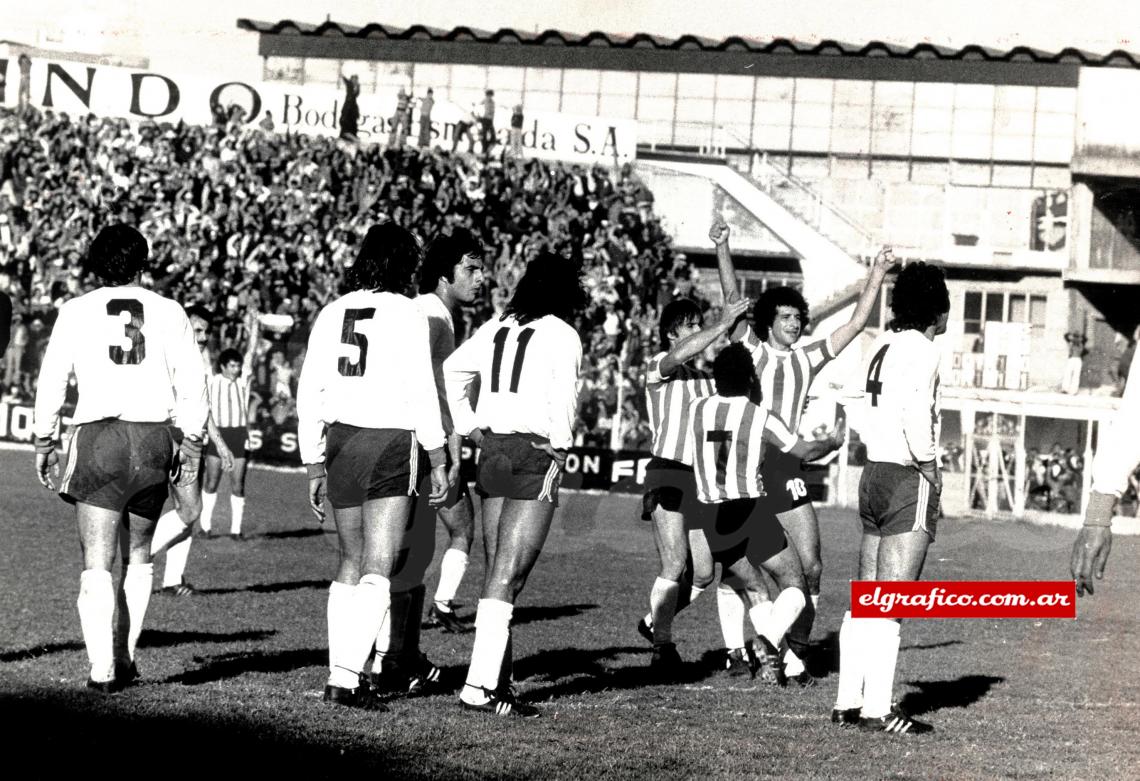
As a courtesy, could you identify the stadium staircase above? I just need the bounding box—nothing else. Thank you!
[639,137,880,328]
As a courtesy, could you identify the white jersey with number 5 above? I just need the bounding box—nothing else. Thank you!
[858,329,941,465]
[444,314,582,450]
[296,290,444,464]
[33,286,208,441]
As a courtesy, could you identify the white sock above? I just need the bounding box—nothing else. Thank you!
[200,491,217,533]
[861,618,902,719]
[327,581,356,689]
[718,584,749,650]
[642,612,653,629]
[230,496,245,535]
[461,598,513,704]
[434,549,469,608]
[783,647,805,676]
[122,563,153,662]
[78,569,115,683]
[752,587,805,648]
[150,510,189,556]
[338,574,390,687]
[834,611,867,711]
[811,593,820,611]
[689,585,705,605]
[162,536,192,588]
[649,577,680,645]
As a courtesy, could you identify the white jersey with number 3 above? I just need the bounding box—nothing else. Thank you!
[33,286,208,441]
[444,314,582,450]
[858,329,942,465]
[296,290,444,464]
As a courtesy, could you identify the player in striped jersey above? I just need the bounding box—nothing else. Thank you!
[637,295,752,677]
[32,224,208,692]
[831,261,947,736]
[199,310,261,540]
[445,253,584,718]
[689,343,843,684]
[711,220,896,685]
[151,306,235,597]
[298,222,450,712]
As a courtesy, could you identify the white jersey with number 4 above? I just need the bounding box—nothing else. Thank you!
[33,286,208,441]
[858,329,941,465]
[296,290,444,464]
[443,314,582,450]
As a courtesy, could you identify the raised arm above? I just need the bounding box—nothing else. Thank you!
[709,219,741,303]
[242,308,261,378]
[825,247,897,355]
[659,298,751,377]
[762,412,845,463]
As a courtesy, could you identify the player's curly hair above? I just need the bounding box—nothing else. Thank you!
[752,286,809,341]
[713,343,758,399]
[85,224,149,285]
[502,252,587,325]
[419,228,484,294]
[345,222,422,295]
[217,348,243,368]
[658,298,703,349]
[888,262,950,332]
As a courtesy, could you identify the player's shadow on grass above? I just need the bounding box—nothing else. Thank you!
[897,674,1005,716]
[163,648,325,685]
[511,603,598,626]
[257,528,326,540]
[195,579,329,595]
[139,629,275,648]
[0,640,85,662]
[516,645,718,699]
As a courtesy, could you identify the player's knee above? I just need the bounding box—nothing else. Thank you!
[691,567,715,590]
[657,553,688,581]
[802,558,822,586]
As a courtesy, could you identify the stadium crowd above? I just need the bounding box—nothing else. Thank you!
[0,105,704,448]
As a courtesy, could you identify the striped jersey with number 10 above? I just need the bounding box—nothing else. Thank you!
[689,394,799,503]
[741,327,835,433]
[645,352,715,465]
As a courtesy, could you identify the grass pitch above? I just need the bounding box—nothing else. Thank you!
[1,449,1137,779]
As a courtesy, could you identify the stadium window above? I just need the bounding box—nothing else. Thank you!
[964,290,1047,334]
[963,291,983,334]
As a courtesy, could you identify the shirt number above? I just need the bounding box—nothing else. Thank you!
[107,299,145,365]
[865,344,890,407]
[337,308,376,377]
[706,430,732,487]
[490,326,535,393]
[786,478,808,500]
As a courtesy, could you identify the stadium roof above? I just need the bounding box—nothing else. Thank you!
[236,18,1140,69]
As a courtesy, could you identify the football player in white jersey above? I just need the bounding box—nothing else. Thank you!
[637,295,752,678]
[1071,344,1140,596]
[831,261,948,735]
[689,343,843,684]
[445,253,584,718]
[369,228,485,698]
[297,222,449,712]
[712,220,895,685]
[33,224,208,692]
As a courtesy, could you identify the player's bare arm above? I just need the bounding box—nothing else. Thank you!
[1071,490,1114,597]
[205,414,235,472]
[826,247,898,355]
[659,298,751,376]
[710,219,752,343]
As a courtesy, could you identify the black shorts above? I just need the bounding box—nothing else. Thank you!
[859,461,940,541]
[760,448,814,516]
[695,497,788,567]
[475,432,561,505]
[206,426,248,459]
[325,424,424,509]
[641,457,705,525]
[59,419,175,522]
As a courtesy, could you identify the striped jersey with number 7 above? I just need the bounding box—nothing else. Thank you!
[444,313,582,449]
[689,394,800,503]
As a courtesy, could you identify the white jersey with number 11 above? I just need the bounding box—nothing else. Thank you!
[444,314,582,450]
